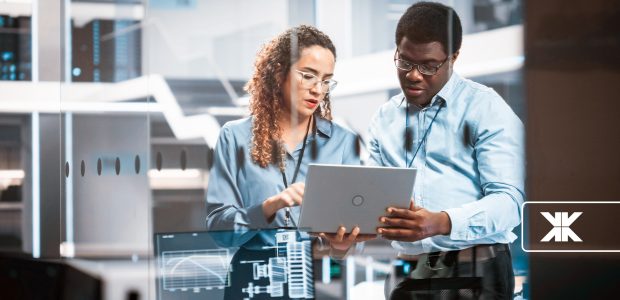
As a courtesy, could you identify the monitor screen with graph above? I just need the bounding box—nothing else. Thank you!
[154,230,315,300]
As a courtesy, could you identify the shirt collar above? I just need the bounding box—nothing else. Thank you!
[314,115,332,138]
[435,72,460,107]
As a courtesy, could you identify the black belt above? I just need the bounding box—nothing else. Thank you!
[398,243,509,263]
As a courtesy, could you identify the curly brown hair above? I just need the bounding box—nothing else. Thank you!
[245,25,336,170]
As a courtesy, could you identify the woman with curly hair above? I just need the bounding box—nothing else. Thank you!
[205,25,368,299]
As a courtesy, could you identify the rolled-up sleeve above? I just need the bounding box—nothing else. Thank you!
[205,126,268,246]
[443,92,525,241]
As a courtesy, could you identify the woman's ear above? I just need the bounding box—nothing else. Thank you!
[274,63,284,80]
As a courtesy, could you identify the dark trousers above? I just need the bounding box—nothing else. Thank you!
[386,245,514,300]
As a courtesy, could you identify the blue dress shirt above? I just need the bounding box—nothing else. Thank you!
[368,72,525,255]
[206,115,360,248]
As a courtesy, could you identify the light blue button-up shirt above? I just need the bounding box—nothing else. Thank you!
[206,116,360,249]
[368,72,525,255]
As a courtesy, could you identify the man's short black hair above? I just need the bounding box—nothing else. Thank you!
[395,1,462,55]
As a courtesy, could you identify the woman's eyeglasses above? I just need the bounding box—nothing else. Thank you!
[295,70,338,93]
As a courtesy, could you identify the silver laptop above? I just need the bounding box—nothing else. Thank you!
[298,164,417,234]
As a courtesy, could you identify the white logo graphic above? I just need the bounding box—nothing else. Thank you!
[540,212,583,242]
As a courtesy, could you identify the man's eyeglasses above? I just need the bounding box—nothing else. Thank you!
[295,70,338,93]
[394,50,449,76]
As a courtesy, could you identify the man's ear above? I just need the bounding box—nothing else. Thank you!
[451,50,460,63]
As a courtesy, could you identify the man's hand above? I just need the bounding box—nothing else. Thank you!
[377,199,452,242]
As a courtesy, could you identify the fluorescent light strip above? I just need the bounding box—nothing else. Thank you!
[59,102,163,113]
[0,170,25,179]
[32,112,40,258]
[205,106,248,117]
[365,256,374,282]
[322,256,331,284]
[346,256,355,300]
[147,168,201,179]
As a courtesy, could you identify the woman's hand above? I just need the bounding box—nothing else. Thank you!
[319,226,376,257]
[262,182,305,222]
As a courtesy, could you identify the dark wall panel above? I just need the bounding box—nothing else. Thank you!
[525,1,620,298]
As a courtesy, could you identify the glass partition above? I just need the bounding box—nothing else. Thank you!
[0,0,33,255]
[59,0,152,298]
[0,0,527,299]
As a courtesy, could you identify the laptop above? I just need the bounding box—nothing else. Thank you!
[298,164,417,234]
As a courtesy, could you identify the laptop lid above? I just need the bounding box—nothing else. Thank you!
[299,164,416,234]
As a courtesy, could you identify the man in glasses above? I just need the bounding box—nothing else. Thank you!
[368,2,525,299]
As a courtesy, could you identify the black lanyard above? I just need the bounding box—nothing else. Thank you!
[280,115,315,228]
[281,115,315,188]
[405,99,444,168]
